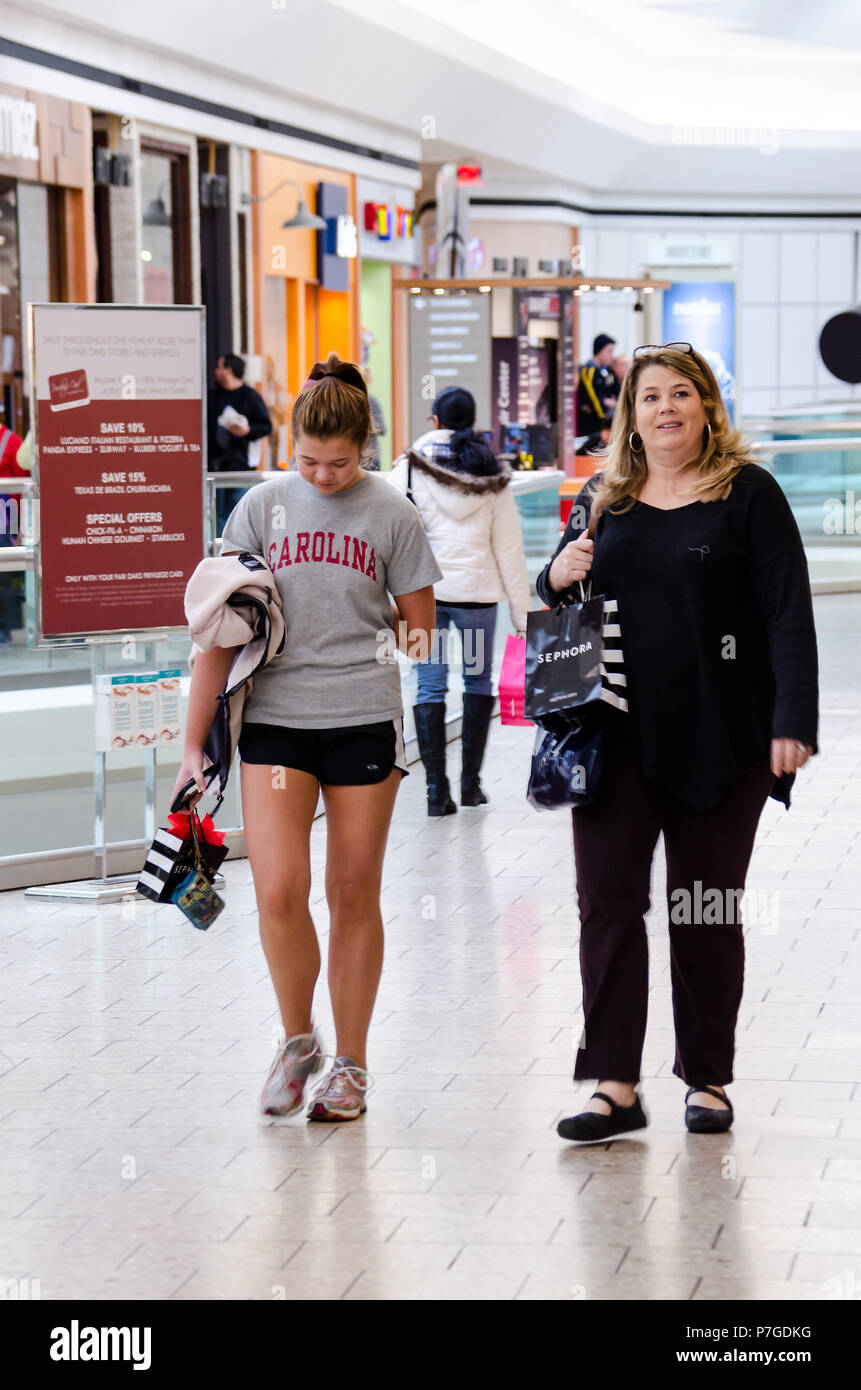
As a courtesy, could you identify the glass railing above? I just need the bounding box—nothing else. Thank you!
[742,404,861,585]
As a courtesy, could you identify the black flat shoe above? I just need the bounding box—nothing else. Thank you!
[557,1090,648,1143]
[685,1084,734,1134]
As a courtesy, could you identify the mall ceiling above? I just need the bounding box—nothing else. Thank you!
[9,0,861,208]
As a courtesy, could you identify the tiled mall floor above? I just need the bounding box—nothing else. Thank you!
[1,594,860,1302]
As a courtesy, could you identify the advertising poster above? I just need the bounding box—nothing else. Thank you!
[559,289,576,474]
[514,291,532,426]
[514,290,559,429]
[30,304,205,640]
[491,338,517,450]
[661,280,736,421]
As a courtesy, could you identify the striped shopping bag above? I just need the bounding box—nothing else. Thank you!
[598,596,628,713]
[136,826,193,903]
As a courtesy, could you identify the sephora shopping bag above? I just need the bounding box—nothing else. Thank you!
[499,634,532,726]
[524,583,627,723]
[136,810,227,904]
[526,713,605,810]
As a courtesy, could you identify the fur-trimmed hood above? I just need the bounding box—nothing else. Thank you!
[385,434,530,630]
[407,450,512,494]
[405,430,511,495]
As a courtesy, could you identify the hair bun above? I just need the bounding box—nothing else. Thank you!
[307,353,368,396]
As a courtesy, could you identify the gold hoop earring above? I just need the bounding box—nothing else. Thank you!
[629,431,644,454]
[702,421,713,448]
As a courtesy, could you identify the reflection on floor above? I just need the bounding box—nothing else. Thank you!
[0,594,859,1301]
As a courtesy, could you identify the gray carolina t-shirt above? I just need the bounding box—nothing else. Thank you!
[221,471,442,728]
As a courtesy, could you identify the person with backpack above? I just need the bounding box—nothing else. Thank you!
[388,386,530,816]
[172,353,441,1122]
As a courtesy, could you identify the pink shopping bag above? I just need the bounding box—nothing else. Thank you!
[499,634,533,726]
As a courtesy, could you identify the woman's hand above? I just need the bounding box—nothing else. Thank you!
[548,536,594,593]
[171,754,207,813]
[771,738,812,778]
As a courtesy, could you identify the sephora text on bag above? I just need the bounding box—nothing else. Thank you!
[524,596,605,720]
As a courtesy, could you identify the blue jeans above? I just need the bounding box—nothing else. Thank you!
[216,485,245,537]
[416,603,498,703]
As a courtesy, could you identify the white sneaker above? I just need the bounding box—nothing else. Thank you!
[307,1057,372,1122]
[260,1030,324,1117]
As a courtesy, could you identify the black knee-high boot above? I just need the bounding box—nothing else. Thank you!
[412,703,457,817]
[460,693,495,806]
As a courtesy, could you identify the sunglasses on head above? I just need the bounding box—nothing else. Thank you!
[632,342,693,359]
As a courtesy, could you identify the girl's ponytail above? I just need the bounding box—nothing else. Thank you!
[292,352,371,448]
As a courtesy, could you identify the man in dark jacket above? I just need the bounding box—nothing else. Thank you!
[208,353,272,533]
[577,334,619,434]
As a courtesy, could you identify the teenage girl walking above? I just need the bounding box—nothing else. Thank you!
[172,354,441,1121]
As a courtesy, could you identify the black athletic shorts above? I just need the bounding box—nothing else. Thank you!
[238,719,408,785]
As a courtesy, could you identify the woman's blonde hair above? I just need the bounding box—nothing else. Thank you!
[588,346,756,527]
[292,351,371,450]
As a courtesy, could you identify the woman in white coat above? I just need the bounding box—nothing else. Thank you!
[388,387,531,816]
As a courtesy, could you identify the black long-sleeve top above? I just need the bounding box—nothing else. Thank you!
[536,464,819,810]
[208,384,273,471]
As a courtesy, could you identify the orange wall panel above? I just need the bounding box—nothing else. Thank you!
[317,288,350,366]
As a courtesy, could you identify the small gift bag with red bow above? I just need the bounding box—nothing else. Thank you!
[136,809,228,905]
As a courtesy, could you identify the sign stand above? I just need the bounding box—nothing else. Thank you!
[27,639,163,902]
[22,302,211,903]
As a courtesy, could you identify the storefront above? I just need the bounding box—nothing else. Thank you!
[249,151,359,467]
[357,177,418,469]
[89,114,199,311]
[0,82,94,438]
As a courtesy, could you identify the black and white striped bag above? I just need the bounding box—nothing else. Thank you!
[599,596,628,713]
[136,827,192,903]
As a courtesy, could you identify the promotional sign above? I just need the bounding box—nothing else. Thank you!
[514,290,556,432]
[491,339,517,450]
[93,668,183,751]
[408,292,491,443]
[662,280,736,420]
[559,290,576,474]
[515,291,532,426]
[30,303,205,641]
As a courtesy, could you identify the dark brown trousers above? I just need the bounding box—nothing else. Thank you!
[571,741,775,1086]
